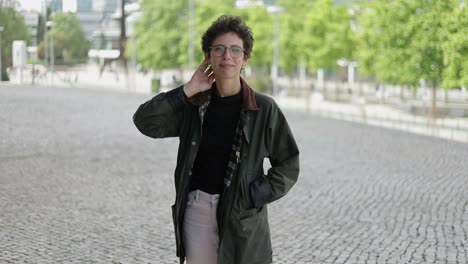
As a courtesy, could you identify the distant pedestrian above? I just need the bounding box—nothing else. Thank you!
[133,15,299,264]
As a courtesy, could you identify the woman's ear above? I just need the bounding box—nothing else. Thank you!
[205,53,210,59]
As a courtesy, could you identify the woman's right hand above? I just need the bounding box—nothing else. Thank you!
[183,58,215,98]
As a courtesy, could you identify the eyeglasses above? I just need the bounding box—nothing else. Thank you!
[210,45,245,58]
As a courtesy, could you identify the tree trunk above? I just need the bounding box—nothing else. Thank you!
[400,85,404,101]
[358,81,363,97]
[99,0,128,83]
[428,84,437,120]
[317,68,326,99]
[381,84,386,104]
[119,0,128,77]
[335,81,340,101]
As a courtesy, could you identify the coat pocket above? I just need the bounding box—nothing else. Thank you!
[249,174,273,209]
[236,206,272,262]
[239,205,268,235]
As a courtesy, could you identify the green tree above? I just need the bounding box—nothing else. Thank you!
[0,0,31,80]
[236,6,275,93]
[302,0,355,72]
[355,0,419,85]
[278,0,312,73]
[136,0,189,70]
[38,12,89,65]
[278,0,354,98]
[356,0,459,118]
[279,0,355,83]
[441,3,467,89]
[238,6,272,67]
[136,0,240,71]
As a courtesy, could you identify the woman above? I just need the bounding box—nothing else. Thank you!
[134,15,299,264]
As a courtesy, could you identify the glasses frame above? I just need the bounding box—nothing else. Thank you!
[209,45,245,58]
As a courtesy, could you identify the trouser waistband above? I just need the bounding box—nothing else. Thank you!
[188,189,220,203]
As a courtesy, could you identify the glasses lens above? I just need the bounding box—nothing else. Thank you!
[212,46,225,56]
[211,45,244,58]
[230,46,243,58]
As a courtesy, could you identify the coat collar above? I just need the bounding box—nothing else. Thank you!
[188,77,259,111]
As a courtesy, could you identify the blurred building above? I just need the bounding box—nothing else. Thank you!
[94,0,119,14]
[46,0,120,13]
[21,11,40,46]
[49,0,63,13]
[75,12,105,40]
[88,1,141,62]
[76,0,93,12]
[35,0,128,41]
[236,0,354,6]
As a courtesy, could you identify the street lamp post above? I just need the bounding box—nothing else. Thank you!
[0,26,3,82]
[46,21,54,73]
[43,0,48,70]
[127,13,139,91]
[236,1,284,96]
[267,5,284,97]
[46,21,54,86]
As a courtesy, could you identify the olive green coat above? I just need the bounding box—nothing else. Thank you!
[133,78,300,264]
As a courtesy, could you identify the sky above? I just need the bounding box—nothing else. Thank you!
[16,0,76,12]
[16,0,43,11]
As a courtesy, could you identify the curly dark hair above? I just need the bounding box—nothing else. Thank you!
[201,15,254,59]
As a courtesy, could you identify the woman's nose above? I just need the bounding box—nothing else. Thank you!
[222,49,233,59]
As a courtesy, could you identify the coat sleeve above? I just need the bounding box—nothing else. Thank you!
[133,86,189,138]
[250,102,300,209]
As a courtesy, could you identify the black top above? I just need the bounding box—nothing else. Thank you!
[189,90,242,194]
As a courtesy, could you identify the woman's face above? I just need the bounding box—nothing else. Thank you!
[206,32,248,81]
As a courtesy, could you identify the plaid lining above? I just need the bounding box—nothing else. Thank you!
[198,96,211,128]
[224,111,245,189]
[188,79,255,191]
[196,93,244,190]
[195,93,243,190]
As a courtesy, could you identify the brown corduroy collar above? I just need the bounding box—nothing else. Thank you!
[188,77,259,111]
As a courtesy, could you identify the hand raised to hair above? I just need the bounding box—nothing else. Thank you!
[183,58,215,98]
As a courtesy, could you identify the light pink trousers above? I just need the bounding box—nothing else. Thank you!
[183,190,220,264]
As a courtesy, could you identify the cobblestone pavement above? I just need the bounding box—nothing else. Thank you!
[1,84,467,264]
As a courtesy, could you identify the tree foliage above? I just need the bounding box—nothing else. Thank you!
[238,6,272,67]
[136,0,191,70]
[278,0,313,72]
[355,0,419,85]
[293,0,354,72]
[136,0,241,70]
[441,3,467,89]
[355,0,465,89]
[134,0,465,91]
[0,0,31,80]
[37,12,89,65]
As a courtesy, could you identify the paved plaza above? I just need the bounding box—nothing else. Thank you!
[1,84,467,264]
